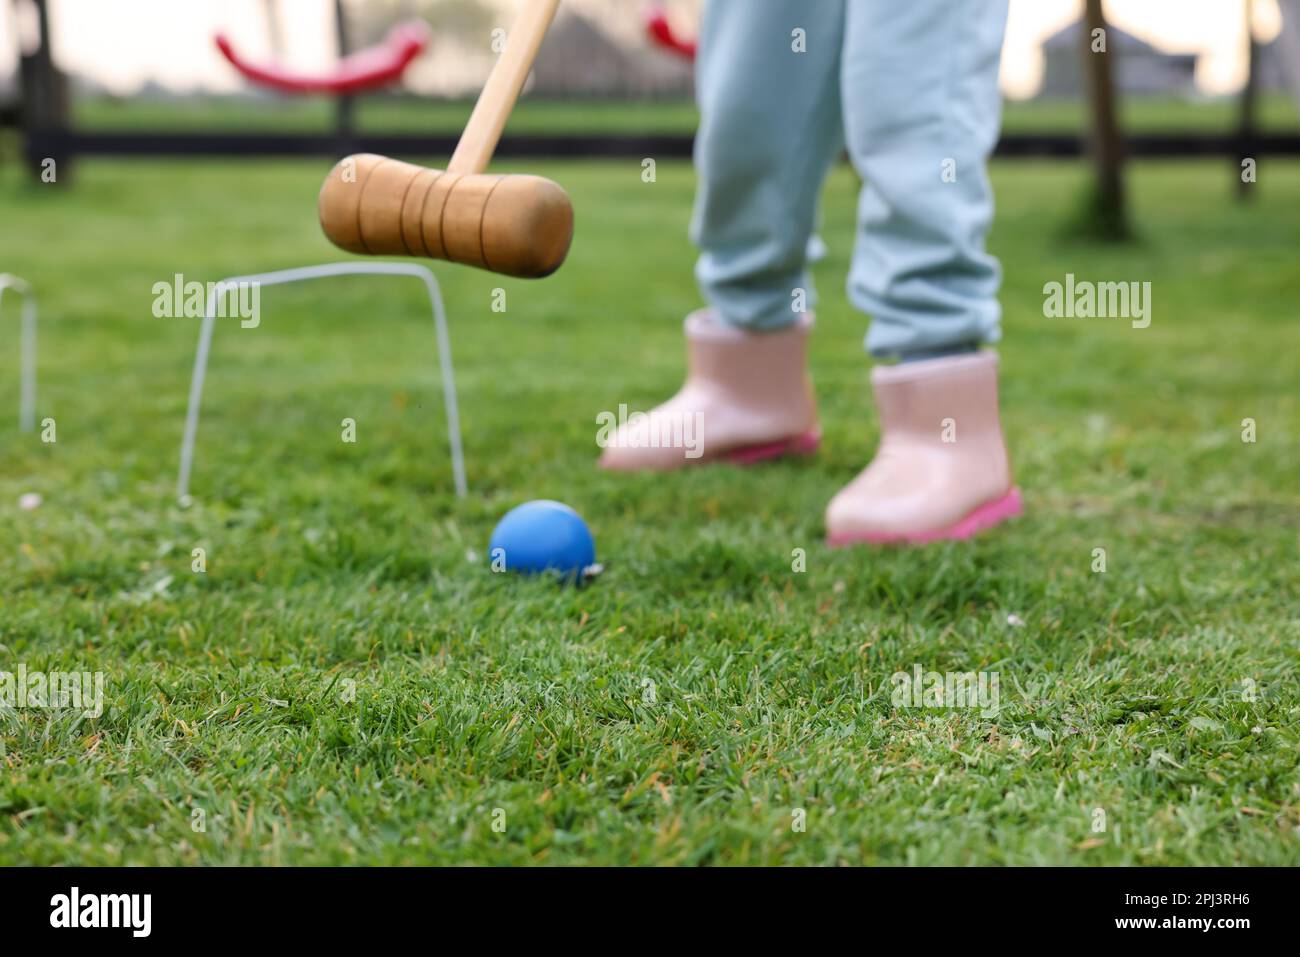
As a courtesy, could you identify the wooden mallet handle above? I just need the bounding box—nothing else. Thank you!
[450,0,562,174]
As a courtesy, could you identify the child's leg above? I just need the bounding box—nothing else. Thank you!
[692,0,846,330]
[826,1,1020,544]
[841,0,1009,359]
[600,1,842,471]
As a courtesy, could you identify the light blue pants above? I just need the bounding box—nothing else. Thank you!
[691,0,1009,359]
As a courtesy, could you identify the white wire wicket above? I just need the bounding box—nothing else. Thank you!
[0,274,37,433]
[177,262,468,502]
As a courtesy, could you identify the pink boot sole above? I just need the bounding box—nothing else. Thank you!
[722,428,822,465]
[827,487,1024,547]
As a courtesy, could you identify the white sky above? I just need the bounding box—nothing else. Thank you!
[0,0,1285,99]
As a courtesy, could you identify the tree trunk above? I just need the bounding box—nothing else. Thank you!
[1078,0,1129,239]
[1237,0,1259,201]
[17,0,71,183]
[334,0,356,152]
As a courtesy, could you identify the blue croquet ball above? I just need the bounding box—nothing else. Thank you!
[489,500,595,579]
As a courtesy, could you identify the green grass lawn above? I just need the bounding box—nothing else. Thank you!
[0,155,1297,865]
[72,92,1300,135]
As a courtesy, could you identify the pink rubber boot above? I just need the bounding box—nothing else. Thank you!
[599,310,820,471]
[825,351,1023,546]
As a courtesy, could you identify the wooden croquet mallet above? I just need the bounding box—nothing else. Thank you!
[318,0,572,278]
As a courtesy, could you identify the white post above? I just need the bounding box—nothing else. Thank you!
[0,274,38,433]
[177,262,467,502]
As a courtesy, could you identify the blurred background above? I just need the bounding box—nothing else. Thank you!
[1,0,1297,95]
[2,0,1299,168]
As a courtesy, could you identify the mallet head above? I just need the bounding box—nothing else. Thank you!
[319,154,573,279]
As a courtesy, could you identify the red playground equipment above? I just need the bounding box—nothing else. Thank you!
[215,20,431,96]
[644,7,697,61]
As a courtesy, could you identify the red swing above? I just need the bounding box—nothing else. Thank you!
[644,6,696,61]
[215,20,431,95]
